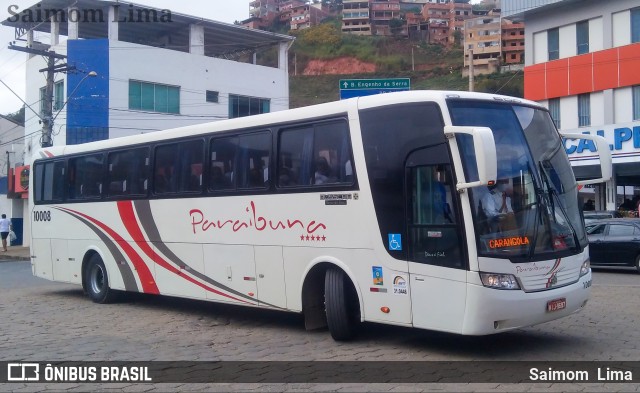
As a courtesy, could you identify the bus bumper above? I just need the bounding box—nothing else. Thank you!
[461,271,592,335]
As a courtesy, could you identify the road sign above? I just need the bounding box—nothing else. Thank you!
[339,78,410,100]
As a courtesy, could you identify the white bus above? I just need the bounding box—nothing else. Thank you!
[30,91,611,340]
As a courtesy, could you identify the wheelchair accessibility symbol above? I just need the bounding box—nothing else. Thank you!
[388,234,402,251]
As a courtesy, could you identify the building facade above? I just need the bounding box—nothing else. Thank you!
[371,0,403,36]
[342,0,373,35]
[290,3,331,31]
[0,115,26,246]
[504,0,640,210]
[463,11,525,76]
[422,1,473,45]
[464,13,502,75]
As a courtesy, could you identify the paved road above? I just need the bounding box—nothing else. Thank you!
[1,260,639,392]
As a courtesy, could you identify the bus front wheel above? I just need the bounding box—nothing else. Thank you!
[85,254,119,304]
[324,267,360,341]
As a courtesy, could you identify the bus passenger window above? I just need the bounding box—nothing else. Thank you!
[278,120,353,188]
[210,136,237,191]
[69,154,103,200]
[237,132,270,190]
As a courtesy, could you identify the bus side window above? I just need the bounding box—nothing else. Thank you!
[277,120,353,188]
[209,136,237,191]
[237,132,270,190]
[154,145,176,194]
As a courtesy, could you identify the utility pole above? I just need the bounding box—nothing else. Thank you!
[8,44,69,148]
[468,48,474,92]
[42,56,55,148]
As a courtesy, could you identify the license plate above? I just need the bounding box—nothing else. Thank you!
[547,298,566,312]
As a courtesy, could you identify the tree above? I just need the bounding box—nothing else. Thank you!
[3,106,24,125]
[452,30,463,47]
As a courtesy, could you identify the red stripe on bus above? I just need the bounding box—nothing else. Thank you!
[44,150,54,157]
[59,207,159,294]
[117,201,252,304]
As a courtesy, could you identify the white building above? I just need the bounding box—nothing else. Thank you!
[504,0,640,211]
[0,114,26,245]
[2,0,295,247]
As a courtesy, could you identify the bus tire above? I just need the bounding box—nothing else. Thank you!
[324,267,359,341]
[85,254,119,304]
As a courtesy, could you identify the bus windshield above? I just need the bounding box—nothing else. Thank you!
[449,100,587,261]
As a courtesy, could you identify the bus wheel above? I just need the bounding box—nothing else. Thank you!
[85,254,118,304]
[324,267,360,341]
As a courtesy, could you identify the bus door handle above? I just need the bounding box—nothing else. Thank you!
[414,277,425,282]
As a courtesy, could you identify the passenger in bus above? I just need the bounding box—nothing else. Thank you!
[481,181,514,231]
[278,166,295,186]
[248,168,264,188]
[210,166,230,190]
[155,166,173,193]
[314,157,335,185]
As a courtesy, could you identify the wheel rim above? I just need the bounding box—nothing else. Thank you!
[89,264,105,294]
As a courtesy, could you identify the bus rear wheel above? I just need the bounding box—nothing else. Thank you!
[324,267,360,341]
[85,254,119,304]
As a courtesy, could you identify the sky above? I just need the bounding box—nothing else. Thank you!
[0,0,250,115]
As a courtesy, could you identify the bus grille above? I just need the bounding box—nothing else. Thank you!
[518,265,581,292]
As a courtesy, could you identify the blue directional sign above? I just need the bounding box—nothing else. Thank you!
[339,78,410,99]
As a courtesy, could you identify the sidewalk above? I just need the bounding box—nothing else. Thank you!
[0,246,30,261]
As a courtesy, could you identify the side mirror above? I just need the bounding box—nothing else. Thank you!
[560,132,612,186]
[444,126,497,191]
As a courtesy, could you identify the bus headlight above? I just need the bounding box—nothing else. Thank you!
[480,273,521,290]
[580,258,590,277]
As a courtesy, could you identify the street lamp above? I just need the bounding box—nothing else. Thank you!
[42,70,98,147]
[51,71,97,122]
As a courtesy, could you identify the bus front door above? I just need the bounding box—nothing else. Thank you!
[405,147,468,334]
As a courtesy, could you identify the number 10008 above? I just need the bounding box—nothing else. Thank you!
[33,211,51,222]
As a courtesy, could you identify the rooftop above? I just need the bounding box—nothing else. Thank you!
[3,0,294,59]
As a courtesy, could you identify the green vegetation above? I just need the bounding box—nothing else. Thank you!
[2,106,25,125]
[288,25,524,108]
[290,70,523,108]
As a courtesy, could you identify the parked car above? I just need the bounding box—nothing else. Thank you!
[586,218,640,273]
[583,210,622,225]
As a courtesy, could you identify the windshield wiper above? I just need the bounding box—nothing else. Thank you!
[538,161,580,251]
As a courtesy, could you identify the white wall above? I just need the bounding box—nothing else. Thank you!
[614,86,633,124]
[589,17,604,52]
[612,10,631,47]
[590,91,605,127]
[560,95,578,130]
[558,24,576,58]
[533,31,547,63]
[108,41,290,138]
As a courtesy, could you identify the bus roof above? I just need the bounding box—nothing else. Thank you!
[34,90,544,160]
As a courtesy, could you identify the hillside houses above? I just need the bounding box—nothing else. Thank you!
[244,0,524,72]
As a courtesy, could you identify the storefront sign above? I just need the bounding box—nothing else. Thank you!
[564,121,640,166]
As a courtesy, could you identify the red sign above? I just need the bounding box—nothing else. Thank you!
[14,165,29,198]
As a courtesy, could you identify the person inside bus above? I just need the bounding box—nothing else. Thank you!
[481,180,514,231]
[314,157,335,185]
[155,165,174,193]
[210,166,231,190]
[417,166,453,224]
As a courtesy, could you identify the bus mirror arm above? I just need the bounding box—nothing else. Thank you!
[559,132,612,186]
[444,126,497,191]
